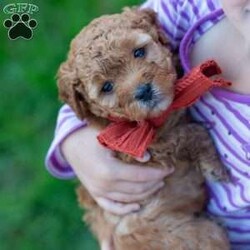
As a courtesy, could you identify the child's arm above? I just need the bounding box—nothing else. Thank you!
[61,124,172,215]
[45,105,171,214]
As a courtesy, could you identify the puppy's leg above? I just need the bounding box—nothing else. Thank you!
[170,124,229,182]
[77,186,115,250]
[101,237,114,250]
[185,124,229,182]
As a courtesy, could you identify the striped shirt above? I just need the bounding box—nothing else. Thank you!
[45,0,250,248]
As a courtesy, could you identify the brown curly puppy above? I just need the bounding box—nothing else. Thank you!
[57,8,229,250]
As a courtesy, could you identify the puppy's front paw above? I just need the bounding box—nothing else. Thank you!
[200,161,230,182]
[101,238,114,250]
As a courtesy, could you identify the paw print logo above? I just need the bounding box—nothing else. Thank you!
[3,13,37,40]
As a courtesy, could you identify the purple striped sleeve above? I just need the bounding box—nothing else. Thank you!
[45,104,88,179]
[161,1,186,34]
[206,0,216,11]
[141,0,190,49]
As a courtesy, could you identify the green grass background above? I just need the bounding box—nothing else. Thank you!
[0,0,139,249]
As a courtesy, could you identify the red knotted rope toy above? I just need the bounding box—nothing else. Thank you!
[97,60,231,158]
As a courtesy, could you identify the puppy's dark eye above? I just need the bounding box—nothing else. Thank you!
[101,81,114,93]
[134,48,146,58]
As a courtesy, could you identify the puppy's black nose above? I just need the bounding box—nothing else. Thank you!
[135,83,153,102]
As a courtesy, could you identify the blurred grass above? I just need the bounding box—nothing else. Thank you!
[0,0,139,249]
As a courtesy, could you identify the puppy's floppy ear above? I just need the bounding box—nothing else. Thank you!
[123,7,171,47]
[57,59,90,120]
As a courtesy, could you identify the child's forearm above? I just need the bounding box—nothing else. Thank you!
[45,104,88,179]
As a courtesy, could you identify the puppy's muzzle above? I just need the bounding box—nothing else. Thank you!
[135,83,153,102]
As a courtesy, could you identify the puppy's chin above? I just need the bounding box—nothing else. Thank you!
[141,96,173,119]
[150,96,173,117]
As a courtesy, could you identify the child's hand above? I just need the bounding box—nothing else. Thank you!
[61,126,173,215]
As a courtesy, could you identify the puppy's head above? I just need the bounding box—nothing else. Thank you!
[58,8,176,121]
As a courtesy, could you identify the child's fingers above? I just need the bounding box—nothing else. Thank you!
[105,181,164,203]
[135,151,151,162]
[116,164,174,182]
[89,179,163,202]
[96,197,140,215]
[109,180,164,194]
